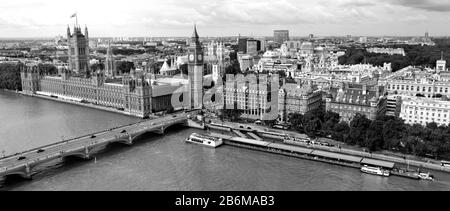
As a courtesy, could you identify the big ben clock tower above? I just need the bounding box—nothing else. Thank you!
[187,25,204,110]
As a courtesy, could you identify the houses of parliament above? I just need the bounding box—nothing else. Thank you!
[21,24,205,118]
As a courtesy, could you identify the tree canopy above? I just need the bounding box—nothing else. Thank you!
[339,39,450,71]
[287,109,450,159]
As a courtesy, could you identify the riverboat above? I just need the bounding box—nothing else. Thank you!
[361,165,390,177]
[418,172,434,181]
[185,133,223,148]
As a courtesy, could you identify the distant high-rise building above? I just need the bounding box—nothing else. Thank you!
[425,32,429,39]
[237,37,261,55]
[309,34,314,39]
[274,30,290,45]
[67,25,90,75]
[246,39,259,56]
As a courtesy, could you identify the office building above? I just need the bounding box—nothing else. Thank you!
[274,30,290,45]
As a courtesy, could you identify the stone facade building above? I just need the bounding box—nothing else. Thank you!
[326,83,387,122]
[20,25,211,118]
[400,96,450,126]
[20,63,186,118]
[222,75,322,122]
[385,75,450,99]
[67,25,90,75]
[278,80,323,123]
[224,74,272,120]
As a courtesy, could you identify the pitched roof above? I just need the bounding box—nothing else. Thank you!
[328,84,383,106]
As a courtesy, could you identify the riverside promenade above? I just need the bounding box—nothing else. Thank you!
[206,120,450,173]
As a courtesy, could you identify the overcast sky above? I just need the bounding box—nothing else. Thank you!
[1,0,450,38]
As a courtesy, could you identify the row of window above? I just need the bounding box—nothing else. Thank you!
[404,115,448,122]
[404,119,448,125]
[405,106,448,112]
[329,104,373,112]
[405,102,450,108]
[405,110,448,118]
[388,84,449,93]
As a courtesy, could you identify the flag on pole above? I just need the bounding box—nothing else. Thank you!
[70,13,77,18]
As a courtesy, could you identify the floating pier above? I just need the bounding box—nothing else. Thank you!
[209,133,423,180]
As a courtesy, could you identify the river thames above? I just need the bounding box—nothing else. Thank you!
[1,91,450,191]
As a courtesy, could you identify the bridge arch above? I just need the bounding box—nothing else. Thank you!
[2,170,31,180]
[112,129,163,145]
[160,121,187,134]
[110,121,186,145]
[61,151,91,160]
[113,138,134,146]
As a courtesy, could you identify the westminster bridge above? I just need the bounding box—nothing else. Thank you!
[0,111,203,184]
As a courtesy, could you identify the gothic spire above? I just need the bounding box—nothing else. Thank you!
[67,25,71,37]
[85,25,89,38]
[107,41,112,56]
[192,24,199,42]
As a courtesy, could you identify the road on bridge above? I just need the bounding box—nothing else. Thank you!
[0,113,190,175]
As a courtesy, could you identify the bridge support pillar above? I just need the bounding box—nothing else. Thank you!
[24,164,32,180]
[84,146,91,160]
[126,135,133,145]
[0,176,5,188]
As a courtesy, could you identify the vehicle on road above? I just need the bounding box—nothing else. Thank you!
[91,135,96,138]
[273,124,289,130]
[17,156,26,161]
[441,160,450,168]
[121,130,127,134]
[37,149,45,153]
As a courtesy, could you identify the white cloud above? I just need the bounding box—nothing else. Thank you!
[0,0,449,37]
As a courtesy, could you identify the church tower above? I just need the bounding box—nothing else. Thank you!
[437,51,447,73]
[67,24,90,76]
[187,25,204,110]
[105,41,117,77]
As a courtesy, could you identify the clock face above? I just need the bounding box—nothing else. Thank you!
[189,54,194,61]
[198,54,203,61]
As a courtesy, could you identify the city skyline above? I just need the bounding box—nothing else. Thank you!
[1,0,450,38]
[2,0,450,192]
